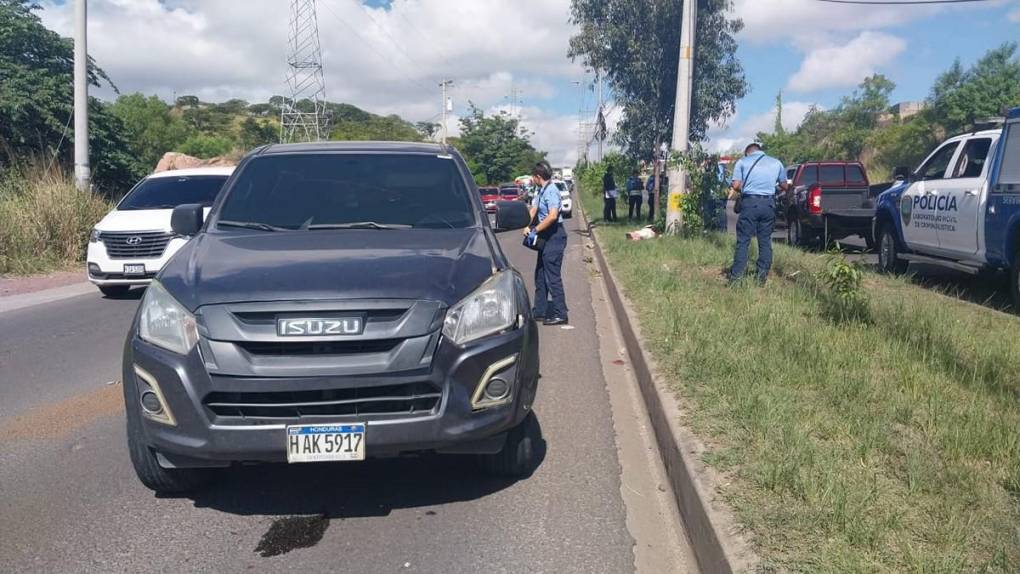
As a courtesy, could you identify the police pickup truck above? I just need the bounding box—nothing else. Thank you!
[873,107,1020,308]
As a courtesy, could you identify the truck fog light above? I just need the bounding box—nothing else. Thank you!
[483,378,510,401]
[471,355,517,410]
[133,365,177,426]
[88,263,101,276]
[140,391,164,414]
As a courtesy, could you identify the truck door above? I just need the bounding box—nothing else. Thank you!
[938,136,995,256]
[985,116,1020,266]
[901,140,960,250]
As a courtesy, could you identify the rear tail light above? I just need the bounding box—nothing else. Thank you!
[808,185,822,215]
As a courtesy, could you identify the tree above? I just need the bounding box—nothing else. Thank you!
[456,105,546,184]
[177,134,233,159]
[0,0,135,190]
[239,117,277,150]
[109,93,192,173]
[568,0,747,159]
[175,95,200,109]
[929,42,1020,135]
[415,121,440,141]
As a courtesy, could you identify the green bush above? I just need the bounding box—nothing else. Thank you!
[176,134,235,159]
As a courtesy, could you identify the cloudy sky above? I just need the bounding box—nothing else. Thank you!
[39,0,1020,164]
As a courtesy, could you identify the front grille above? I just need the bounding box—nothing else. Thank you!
[99,231,173,259]
[238,339,400,357]
[205,382,442,419]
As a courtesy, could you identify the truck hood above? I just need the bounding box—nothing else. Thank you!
[158,228,496,311]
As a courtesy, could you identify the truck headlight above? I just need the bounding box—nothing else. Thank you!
[89,228,101,243]
[139,281,199,355]
[443,271,517,346]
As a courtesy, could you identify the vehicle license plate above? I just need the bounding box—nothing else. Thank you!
[286,424,365,463]
[123,264,146,275]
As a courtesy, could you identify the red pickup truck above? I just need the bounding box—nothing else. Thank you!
[780,161,877,249]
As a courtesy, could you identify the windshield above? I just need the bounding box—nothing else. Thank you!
[118,175,228,210]
[217,154,476,230]
[500,188,519,197]
[479,188,499,196]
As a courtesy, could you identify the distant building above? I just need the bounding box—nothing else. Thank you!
[879,101,927,126]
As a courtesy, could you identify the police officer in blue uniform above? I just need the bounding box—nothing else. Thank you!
[523,162,568,325]
[728,143,788,285]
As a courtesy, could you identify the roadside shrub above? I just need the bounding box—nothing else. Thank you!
[0,166,113,274]
[816,249,870,323]
[176,134,235,159]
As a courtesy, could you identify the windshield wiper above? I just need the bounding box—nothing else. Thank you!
[218,220,288,232]
[306,222,412,230]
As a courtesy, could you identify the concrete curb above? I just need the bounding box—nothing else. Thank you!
[578,204,759,574]
[0,282,95,314]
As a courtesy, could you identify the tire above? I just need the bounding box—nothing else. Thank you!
[787,215,804,248]
[563,210,573,219]
[877,224,909,274]
[99,285,130,298]
[477,412,540,478]
[1011,252,1020,313]
[126,403,210,494]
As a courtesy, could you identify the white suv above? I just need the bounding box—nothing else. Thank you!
[87,167,234,297]
[552,180,572,218]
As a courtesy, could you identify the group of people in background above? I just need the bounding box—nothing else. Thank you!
[602,166,661,224]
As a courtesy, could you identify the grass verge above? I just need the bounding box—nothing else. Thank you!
[590,219,1020,572]
[0,167,112,275]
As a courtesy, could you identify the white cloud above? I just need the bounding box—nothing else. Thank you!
[734,0,941,44]
[707,101,819,154]
[38,0,579,117]
[1009,7,1020,22]
[787,32,906,93]
[36,0,588,163]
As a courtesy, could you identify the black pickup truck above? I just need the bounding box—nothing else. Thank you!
[781,161,877,249]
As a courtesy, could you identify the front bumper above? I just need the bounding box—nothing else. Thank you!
[123,322,540,467]
[87,237,188,286]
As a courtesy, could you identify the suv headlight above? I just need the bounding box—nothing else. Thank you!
[443,271,517,346]
[89,228,101,243]
[139,281,199,355]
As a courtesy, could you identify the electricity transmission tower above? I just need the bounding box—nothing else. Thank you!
[281,0,329,143]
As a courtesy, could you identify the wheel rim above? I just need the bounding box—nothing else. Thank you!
[880,232,894,269]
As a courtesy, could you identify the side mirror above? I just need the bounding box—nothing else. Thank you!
[171,204,204,236]
[494,200,531,232]
[892,166,911,182]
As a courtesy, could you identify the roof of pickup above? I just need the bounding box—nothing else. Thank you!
[257,141,450,155]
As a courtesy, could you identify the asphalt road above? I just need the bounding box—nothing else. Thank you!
[0,216,694,573]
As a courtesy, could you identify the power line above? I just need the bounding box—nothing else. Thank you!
[814,0,989,4]
[317,0,434,95]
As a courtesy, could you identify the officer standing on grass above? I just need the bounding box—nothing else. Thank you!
[524,161,569,326]
[728,143,788,285]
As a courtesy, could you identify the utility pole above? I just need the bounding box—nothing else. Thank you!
[440,79,453,144]
[596,73,604,162]
[73,0,89,191]
[665,0,697,233]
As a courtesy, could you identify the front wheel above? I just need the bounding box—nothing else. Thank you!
[787,216,804,247]
[126,404,211,494]
[1010,252,1020,313]
[877,225,909,274]
[477,412,541,478]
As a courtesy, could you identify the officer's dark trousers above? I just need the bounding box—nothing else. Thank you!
[730,195,775,282]
[628,194,643,220]
[603,196,617,222]
[533,226,568,320]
